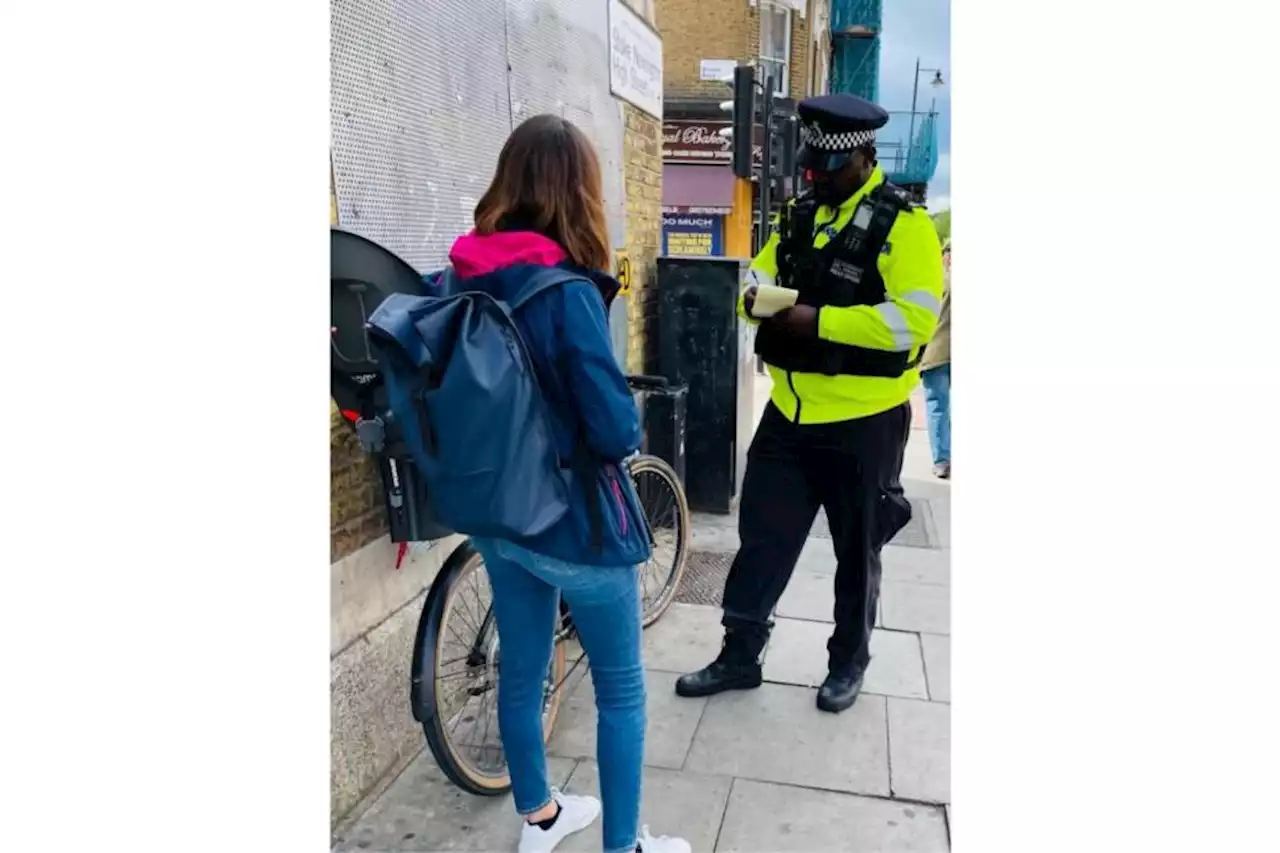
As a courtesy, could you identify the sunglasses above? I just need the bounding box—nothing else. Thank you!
[798,147,856,175]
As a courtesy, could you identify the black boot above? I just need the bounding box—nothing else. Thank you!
[816,668,864,714]
[674,631,764,698]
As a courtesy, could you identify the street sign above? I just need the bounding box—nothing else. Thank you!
[699,59,736,82]
[609,0,663,119]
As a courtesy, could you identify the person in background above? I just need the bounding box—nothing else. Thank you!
[919,241,951,478]
[445,114,691,853]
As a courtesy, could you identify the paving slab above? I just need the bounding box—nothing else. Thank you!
[863,630,929,700]
[927,497,951,548]
[761,617,831,687]
[888,697,950,804]
[881,581,950,635]
[763,621,928,700]
[774,571,836,623]
[559,761,733,853]
[794,539,840,574]
[797,540,949,586]
[920,633,950,703]
[689,528,741,555]
[684,683,890,797]
[332,752,577,852]
[882,545,950,586]
[548,670,708,770]
[715,778,951,852]
[642,603,724,674]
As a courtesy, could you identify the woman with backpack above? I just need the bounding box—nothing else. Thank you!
[441,114,691,853]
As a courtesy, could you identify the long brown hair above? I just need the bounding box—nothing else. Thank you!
[474,114,611,272]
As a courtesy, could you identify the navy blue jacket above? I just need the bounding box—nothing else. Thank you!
[437,230,651,568]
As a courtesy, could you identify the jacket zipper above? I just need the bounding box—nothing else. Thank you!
[787,371,802,424]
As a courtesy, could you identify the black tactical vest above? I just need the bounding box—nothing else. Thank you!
[755,181,920,378]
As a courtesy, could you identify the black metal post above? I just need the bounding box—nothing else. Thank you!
[757,72,774,254]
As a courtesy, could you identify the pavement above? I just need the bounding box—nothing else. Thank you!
[334,375,951,852]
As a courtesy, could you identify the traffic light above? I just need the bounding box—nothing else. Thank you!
[778,115,798,179]
[731,65,755,179]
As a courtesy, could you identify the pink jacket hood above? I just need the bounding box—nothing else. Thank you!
[448,230,568,278]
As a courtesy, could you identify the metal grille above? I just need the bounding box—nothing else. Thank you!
[330,0,628,270]
[674,550,735,607]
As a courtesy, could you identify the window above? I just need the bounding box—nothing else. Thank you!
[759,4,792,97]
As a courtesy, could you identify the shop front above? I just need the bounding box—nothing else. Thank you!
[661,119,742,257]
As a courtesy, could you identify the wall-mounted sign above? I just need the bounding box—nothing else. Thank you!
[609,0,663,119]
[699,59,737,82]
[615,249,633,295]
[662,205,732,215]
[663,214,724,257]
[663,120,763,167]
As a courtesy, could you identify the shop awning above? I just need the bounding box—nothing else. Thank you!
[662,164,736,214]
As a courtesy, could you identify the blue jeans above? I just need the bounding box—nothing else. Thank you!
[470,537,645,853]
[920,364,951,465]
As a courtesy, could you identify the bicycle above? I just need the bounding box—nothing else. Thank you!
[411,373,691,796]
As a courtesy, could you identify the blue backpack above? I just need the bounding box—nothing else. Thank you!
[365,267,585,540]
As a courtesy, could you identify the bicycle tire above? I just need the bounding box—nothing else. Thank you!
[630,454,691,627]
[414,542,567,796]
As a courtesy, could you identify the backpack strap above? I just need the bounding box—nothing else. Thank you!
[507,267,591,312]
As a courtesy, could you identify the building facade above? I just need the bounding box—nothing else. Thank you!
[329,0,661,827]
[656,0,832,257]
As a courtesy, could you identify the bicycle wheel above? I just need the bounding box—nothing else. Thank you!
[413,542,567,796]
[629,454,691,627]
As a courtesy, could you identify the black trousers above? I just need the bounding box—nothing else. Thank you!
[721,400,912,674]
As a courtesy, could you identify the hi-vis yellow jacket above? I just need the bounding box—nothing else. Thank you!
[740,166,945,425]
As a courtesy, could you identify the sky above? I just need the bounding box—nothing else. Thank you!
[877,0,951,211]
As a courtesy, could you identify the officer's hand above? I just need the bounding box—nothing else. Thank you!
[743,286,759,318]
[770,304,819,337]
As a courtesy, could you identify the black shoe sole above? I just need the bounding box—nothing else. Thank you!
[674,670,764,698]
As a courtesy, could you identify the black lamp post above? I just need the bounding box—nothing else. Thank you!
[907,59,945,167]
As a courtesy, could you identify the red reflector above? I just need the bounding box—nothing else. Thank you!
[803,169,814,181]
[341,409,360,422]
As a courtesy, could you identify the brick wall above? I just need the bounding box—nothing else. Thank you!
[330,404,388,563]
[623,103,663,373]
[659,0,819,101]
[621,0,663,374]
[658,0,754,101]
[790,5,811,98]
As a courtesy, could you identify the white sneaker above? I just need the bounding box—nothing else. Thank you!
[517,788,601,853]
[637,825,693,853]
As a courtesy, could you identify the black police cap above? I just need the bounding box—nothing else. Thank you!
[797,94,889,151]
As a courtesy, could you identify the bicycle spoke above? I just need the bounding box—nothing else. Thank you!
[460,571,487,635]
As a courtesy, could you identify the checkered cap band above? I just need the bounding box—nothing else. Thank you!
[802,125,876,151]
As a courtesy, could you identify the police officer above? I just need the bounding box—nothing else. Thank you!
[674,94,945,713]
